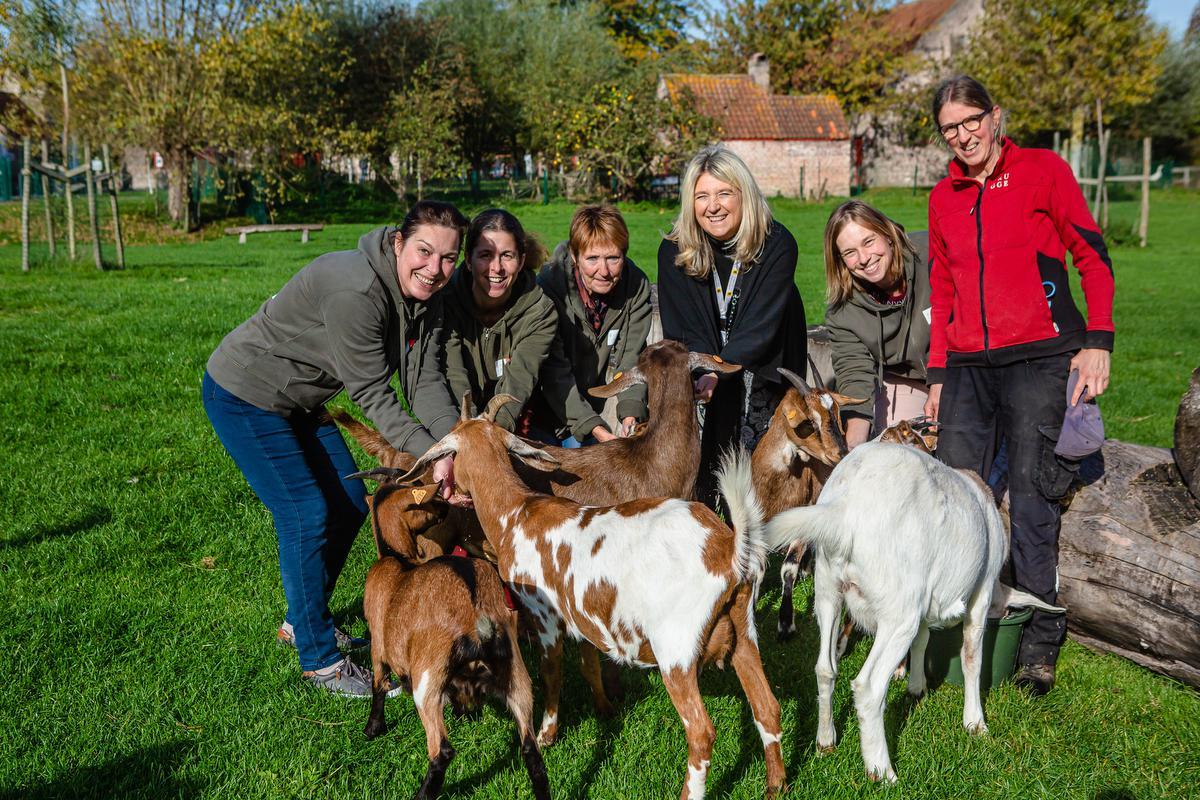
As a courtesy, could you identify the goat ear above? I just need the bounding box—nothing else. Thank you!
[588,367,645,398]
[688,351,741,375]
[460,392,475,423]
[828,392,867,408]
[503,431,560,471]
[921,432,939,451]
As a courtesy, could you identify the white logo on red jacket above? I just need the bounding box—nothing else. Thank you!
[989,172,1010,190]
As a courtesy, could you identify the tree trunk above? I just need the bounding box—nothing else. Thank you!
[58,48,76,260]
[165,149,192,230]
[1057,370,1200,689]
[1174,366,1200,501]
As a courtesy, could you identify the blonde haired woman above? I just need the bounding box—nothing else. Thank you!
[657,145,807,507]
[823,200,931,449]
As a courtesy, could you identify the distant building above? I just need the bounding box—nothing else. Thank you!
[660,54,851,198]
[861,0,985,188]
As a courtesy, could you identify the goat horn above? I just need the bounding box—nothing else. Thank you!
[777,367,812,395]
[346,467,409,484]
[481,393,520,422]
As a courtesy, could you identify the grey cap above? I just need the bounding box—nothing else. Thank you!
[1056,371,1105,460]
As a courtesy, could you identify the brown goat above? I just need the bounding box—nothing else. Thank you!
[362,499,549,800]
[750,368,861,640]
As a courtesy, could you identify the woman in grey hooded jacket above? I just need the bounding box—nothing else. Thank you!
[823,200,931,449]
[203,200,467,697]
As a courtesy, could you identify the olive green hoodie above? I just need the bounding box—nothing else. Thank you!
[441,264,558,432]
[206,226,459,455]
[824,232,931,421]
[534,241,652,440]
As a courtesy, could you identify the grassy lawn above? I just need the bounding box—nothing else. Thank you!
[0,189,1197,799]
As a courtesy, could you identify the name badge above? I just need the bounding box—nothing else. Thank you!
[922,307,932,325]
[495,358,506,378]
[607,329,619,346]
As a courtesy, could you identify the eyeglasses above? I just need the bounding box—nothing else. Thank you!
[939,109,991,141]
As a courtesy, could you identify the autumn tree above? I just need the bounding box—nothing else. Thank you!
[0,0,81,149]
[959,0,1167,138]
[383,62,467,200]
[706,0,910,121]
[549,69,715,200]
[594,0,695,61]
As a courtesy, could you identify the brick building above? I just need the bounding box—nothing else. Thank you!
[659,55,851,198]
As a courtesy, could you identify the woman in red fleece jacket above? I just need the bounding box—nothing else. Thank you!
[923,76,1115,696]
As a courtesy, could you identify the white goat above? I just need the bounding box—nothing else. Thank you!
[763,441,1062,783]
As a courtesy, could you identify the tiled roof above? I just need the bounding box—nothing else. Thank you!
[884,0,958,48]
[662,74,848,141]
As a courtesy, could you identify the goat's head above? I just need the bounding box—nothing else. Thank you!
[773,368,865,467]
[587,339,741,398]
[367,481,445,560]
[351,393,559,497]
[878,419,938,454]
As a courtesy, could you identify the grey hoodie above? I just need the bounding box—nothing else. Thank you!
[205,226,459,455]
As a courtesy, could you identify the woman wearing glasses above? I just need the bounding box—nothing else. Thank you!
[925,75,1115,696]
[657,144,807,508]
[442,208,557,434]
[823,200,931,449]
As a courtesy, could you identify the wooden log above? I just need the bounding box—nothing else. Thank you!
[1174,366,1200,502]
[1059,440,1200,688]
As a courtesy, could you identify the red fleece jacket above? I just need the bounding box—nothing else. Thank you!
[926,139,1115,383]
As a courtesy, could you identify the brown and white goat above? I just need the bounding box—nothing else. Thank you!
[750,368,861,639]
[362,489,549,800]
[358,396,786,800]
[335,340,738,733]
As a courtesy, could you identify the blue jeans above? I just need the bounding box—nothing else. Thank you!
[202,372,367,671]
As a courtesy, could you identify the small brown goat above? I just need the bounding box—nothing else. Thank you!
[750,368,860,639]
[362,494,549,800]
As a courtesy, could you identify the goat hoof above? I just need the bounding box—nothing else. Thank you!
[536,728,558,748]
[866,767,897,784]
[363,720,388,740]
[965,720,988,737]
[776,623,796,642]
[594,700,617,720]
[816,742,836,755]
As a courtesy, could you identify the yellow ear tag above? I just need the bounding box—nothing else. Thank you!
[411,488,428,504]
[712,355,724,363]
[785,409,798,422]
[613,371,623,380]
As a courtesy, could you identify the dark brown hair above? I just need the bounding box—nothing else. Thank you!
[465,208,546,273]
[932,75,1004,139]
[398,200,469,243]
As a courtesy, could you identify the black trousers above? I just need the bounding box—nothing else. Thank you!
[936,352,1073,666]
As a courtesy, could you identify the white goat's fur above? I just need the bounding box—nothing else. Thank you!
[764,441,1062,783]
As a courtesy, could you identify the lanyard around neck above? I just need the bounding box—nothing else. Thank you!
[712,261,741,343]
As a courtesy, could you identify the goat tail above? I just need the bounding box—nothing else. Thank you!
[763,503,850,560]
[449,614,512,673]
[990,580,1067,615]
[717,446,768,584]
[326,407,410,467]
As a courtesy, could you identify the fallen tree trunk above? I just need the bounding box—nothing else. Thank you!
[1058,387,1200,688]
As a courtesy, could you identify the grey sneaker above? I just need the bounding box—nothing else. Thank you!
[303,655,402,699]
[277,621,369,652]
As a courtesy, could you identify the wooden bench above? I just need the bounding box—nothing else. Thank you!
[225,223,324,244]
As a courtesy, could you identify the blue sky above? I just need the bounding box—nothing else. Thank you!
[1148,0,1195,38]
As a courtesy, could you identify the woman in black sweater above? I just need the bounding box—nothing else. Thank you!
[658,145,807,507]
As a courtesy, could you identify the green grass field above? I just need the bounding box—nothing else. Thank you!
[1,189,1198,799]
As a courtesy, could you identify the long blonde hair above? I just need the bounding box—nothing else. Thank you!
[823,201,917,307]
[667,145,773,279]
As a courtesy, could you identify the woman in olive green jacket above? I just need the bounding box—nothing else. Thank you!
[442,209,558,433]
[532,205,652,445]
[824,200,932,449]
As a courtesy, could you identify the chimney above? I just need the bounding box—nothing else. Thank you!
[748,53,770,92]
